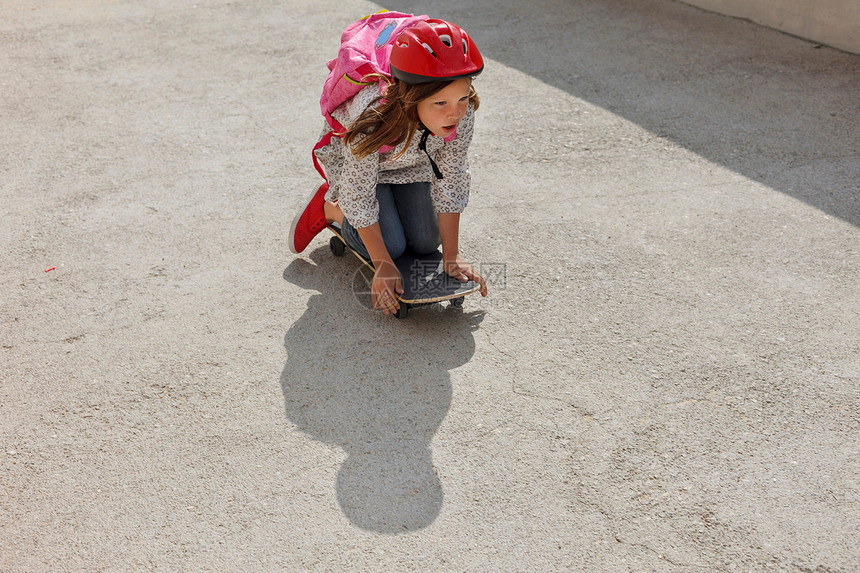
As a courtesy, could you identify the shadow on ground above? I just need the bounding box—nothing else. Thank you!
[280,247,483,533]
[383,0,859,226]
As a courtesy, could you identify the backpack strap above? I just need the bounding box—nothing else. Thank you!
[418,129,444,180]
[312,130,336,181]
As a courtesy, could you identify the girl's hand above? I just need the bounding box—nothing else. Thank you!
[372,262,404,315]
[443,255,488,297]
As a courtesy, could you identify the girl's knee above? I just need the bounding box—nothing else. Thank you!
[408,234,441,256]
[384,233,407,260]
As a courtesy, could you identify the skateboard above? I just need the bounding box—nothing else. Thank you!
[328,224,480,319]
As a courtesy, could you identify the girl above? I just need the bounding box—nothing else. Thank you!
[289,18,488,315]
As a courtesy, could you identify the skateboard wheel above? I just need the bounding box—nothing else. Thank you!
[329,236,345,257]
[451,297,465,308]
[394,304,408,319]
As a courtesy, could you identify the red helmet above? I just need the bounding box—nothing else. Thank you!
[389,19,484,84]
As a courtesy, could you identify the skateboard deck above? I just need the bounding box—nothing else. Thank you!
[327,224,480,318]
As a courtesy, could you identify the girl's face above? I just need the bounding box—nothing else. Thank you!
[416,78,472,137]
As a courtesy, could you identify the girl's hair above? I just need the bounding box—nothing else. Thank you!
[342,77,480,160]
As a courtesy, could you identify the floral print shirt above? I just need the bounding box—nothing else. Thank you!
[313,84,475,229]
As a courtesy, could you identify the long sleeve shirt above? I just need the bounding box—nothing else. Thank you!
[313,84,475,230]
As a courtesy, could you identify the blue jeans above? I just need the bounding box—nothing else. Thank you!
[341,182,440,260]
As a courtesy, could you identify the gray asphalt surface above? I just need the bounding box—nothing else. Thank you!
[2,0,858,571]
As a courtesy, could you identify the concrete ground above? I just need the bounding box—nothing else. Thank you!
[2,0,858,571]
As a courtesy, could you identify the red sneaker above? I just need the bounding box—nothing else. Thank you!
[289,182,329,254]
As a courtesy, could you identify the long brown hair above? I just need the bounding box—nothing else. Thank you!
[342,77,480,160]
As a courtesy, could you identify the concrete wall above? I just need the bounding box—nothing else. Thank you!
[679,0,860,54]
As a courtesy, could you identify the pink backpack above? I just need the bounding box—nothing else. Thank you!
[312,11,428,183]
